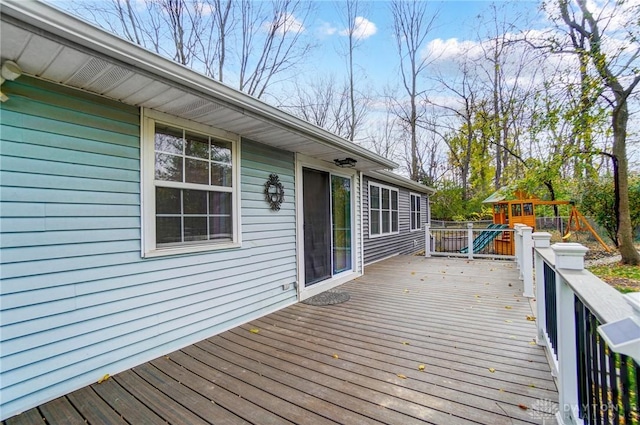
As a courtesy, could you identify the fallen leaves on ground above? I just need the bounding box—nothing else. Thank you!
[489,368,496,373]
[249,328,260,334]
[505,306,512,309]
[418,364,425,371]
[397,374,407,379]
[404,289,409,293]
[526,315,536,321]
[332,354,339,359]
[98,374,110,384]
[505,320,513,323]
[401,341,410,345]
[518,404,529,410]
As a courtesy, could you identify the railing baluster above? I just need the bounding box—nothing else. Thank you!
[619,355,631,425]
[575,296,588,421]
[608,351,618,425]
[591,312,603,425]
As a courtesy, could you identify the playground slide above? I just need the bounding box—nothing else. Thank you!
[460,224,507,254]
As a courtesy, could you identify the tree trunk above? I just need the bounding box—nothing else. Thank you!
[612,100,640,264]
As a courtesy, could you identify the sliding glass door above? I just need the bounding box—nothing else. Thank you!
[332,175,351,274]
[302,168,353,286]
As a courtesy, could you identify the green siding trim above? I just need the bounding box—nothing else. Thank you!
[0,79,298,421]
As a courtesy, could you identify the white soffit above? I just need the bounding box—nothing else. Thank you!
[0,0,398,172]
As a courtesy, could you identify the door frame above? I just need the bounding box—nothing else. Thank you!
[295,154,361,301]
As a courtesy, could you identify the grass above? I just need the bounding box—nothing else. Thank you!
[588,263,640,293]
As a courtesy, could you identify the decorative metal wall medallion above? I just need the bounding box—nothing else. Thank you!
[264,173,285,211]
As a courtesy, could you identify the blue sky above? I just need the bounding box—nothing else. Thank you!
[296,1,542,91]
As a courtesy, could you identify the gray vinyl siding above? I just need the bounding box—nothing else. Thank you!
[363,175,427,265]
[0,77,297,419]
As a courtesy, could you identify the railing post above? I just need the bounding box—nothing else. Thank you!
[521,226,534,298]
[424,223,431,258]
[532,232,552,346]
[467,222,473,260]
[552,243,589,425]
[514,224,524,270]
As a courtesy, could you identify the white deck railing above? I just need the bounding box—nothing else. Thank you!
[425,222,534,298]
[533,234,639,425]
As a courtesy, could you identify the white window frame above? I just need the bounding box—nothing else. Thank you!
[368,182,399,238]
[141,109,241,257]
[410,193,422,231]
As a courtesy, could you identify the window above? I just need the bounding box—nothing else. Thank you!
[523,202,534,216]
[410,193,421,231]
[369,183,398,237]
[142,110,240,256]
[512,203,522,217]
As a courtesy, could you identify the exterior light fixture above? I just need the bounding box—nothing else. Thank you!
[0,60,23,103]
[333,157,357,168]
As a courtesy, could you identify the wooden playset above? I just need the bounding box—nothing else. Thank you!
[482,189,610,255]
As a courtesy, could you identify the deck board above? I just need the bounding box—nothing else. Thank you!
[3,256,558,425]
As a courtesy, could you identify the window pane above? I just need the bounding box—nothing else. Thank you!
[392,211,398,232]
[156,187,181,214]
[523,203,534,216]
[512,204,522,217]
[185,132,209,159]
[155,153,183,182]
[185,158,209,185]
[411,213,415,230]
[209,192,232,215]
[370,186,380,209]
[156,217,181,244]
[184,189,207,214]
[184,216,208,241]
[211,163,232,187]
[392,191,398,210]
[155,125,183,154]
[210,216,232,240]
[370,211,380,235]
[382,210,390,233]
[382,188,390,209]
[416,212,421,228]
[416,197,420,212]
[332,175,352,274]
[211,139,232,163]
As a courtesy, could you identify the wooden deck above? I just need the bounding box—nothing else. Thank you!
[4,256,558,425]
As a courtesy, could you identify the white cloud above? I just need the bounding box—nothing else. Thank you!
[425,38,483,62]
[317,21,338,36]
[267,12,305,35]
[340,16,377,40]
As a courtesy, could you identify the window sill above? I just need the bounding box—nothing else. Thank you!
[410,228,422,232]
[143,242,242,258]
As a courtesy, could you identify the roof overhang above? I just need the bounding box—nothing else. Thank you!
[367,170,436,195]
[0,0,397,172]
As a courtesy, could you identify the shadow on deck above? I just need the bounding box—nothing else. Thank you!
[5,256,558,425]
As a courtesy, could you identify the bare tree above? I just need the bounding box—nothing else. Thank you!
[66,0,314,99]
[430,54,481,200]
[335,0,371,141]
[390,0,438,181]
[283,74,352,138]
[238,0,313,98]
[556,0,640,264]
[364,92,402,160]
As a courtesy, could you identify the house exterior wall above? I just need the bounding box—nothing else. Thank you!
[362,175,428,265]
[0,77,297,419]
